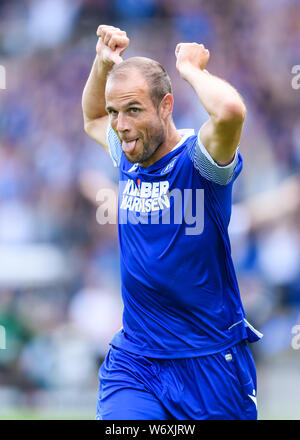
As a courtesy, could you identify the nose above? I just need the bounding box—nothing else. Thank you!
[116,112,130,133]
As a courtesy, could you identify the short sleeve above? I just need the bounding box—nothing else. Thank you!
[193,131,241,185]
[106,124,122,167]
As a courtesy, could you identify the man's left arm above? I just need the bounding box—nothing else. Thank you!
[175,43,246,166]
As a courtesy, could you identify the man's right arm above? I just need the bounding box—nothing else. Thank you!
[82,25,130,153]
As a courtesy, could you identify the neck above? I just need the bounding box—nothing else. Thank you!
[139,120,181,168]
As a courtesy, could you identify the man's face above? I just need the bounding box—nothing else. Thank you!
[105,70,165,165]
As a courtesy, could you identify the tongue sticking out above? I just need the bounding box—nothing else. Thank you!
[122,139,137,154]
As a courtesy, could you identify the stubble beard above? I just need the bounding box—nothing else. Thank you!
[125,128,165,165]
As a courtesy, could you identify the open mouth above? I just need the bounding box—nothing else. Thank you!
[122,138,139,154]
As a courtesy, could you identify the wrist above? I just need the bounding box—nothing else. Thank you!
[97,54,115,72]
[178,62,206,81]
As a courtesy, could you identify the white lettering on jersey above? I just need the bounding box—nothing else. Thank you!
[120,179,170,213]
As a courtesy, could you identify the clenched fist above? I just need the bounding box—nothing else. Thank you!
[175,43,210,79]
[96,25,130,66]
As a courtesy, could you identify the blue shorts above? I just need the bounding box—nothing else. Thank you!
[96,340,257,420]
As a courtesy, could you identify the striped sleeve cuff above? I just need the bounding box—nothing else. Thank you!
[106,124,122,167]
[194,131,239,185]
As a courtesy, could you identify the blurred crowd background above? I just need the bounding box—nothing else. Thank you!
[0,0,300,419]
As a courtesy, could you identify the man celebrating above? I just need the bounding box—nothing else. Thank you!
[82,25,262,420]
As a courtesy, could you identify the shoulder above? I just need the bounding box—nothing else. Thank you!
[183,128,242,185]
[106,124,122,167]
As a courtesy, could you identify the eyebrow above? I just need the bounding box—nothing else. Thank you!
[106,101,143,112]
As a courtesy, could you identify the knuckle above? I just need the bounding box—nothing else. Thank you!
[104,32,112,41]
[96,25,104,35]
[110,26,120,34]
[98,24,108,32]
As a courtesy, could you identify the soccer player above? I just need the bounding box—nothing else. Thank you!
[82,25,262,420]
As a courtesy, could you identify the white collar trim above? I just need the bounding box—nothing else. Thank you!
[171,129,195,151]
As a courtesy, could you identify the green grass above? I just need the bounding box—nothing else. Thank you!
[0,410,94,420]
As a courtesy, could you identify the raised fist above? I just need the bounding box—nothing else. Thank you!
[175,43,210,78]
[96,25,130,66]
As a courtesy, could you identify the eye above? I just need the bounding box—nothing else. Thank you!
[108,109,118,116]
[129,108,140,114]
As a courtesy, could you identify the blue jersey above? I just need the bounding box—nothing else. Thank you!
[106,126,262,358]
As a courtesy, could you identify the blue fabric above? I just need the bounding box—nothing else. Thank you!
[96,340,257,420]
[108,133,261,358]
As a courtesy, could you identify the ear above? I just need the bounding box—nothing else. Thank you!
[159,94,174,120]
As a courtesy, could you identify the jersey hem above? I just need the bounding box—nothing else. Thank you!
[109,330,249,359]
